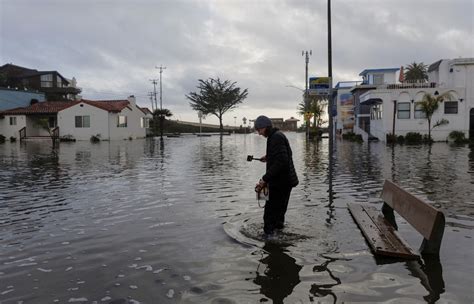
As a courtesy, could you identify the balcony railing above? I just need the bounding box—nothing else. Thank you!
[19,127,26,141]
[385,82,437,89]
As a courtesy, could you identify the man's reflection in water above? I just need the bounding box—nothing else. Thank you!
[253,243,302,304]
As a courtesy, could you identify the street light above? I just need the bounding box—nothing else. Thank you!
[286,85,304,92]
[303,50,312,140]
[286,84,309,134]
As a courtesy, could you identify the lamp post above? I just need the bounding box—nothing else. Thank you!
[155,65,166,139]
[303,50,312,140]
[198,111,203,135]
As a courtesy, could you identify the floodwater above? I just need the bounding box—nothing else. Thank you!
[0,134,473,303]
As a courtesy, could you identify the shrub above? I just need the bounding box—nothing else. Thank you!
[60,134,76,142]
[422,134,433,144]
[397,135,405,144]
[405,132,423,144]
[10,136,16,142]
[386,134,397,144]
[449,131,468,144]
[342,132,363,142]
[0,135,5,143]
[90,134,101,143]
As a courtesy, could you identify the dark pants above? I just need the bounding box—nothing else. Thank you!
[263,184,292,234]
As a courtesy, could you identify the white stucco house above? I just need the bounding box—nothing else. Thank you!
[357,58,474,141]
[0,96,151,140]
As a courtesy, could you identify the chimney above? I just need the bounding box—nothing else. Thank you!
[127,95,136,107]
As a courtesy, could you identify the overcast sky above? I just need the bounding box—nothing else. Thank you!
[1,0,473,126]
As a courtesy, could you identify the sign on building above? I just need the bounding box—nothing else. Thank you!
[309,77,329,96]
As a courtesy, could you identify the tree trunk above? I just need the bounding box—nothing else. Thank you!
[219,115,223,131]
[160,115,164,138]
[428,118,431,141]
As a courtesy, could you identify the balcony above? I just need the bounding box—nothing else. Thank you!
[385,82,438,89]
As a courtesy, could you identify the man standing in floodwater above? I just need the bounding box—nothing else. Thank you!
[254,115,299,238]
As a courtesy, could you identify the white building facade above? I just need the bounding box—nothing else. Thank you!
[360,58,474,141]
[0,96,149,140]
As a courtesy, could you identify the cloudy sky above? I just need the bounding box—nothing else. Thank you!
[1,0,473,126]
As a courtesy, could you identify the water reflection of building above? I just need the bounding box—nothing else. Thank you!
[253,243,302,303]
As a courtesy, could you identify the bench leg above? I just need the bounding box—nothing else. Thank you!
[419,213,445,255]
[420,237,443,255]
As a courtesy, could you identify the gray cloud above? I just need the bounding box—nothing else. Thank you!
[1,0,472,125]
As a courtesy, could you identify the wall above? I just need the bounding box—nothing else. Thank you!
[59,102,109,140]
[108,105,147,140]
[369,88,467,141]
[0,89,45,110]
[0,115,26,138]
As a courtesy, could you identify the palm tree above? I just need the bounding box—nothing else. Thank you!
[153,108,173,137]
[298,96,327,129]
[419,92,451,141]
[404,62,428,82]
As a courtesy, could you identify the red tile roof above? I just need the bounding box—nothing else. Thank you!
[1,101,79,115]
[1,99,130,115]
[81,99,130,112]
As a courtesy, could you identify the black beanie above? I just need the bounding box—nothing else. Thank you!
[254,115,272,129]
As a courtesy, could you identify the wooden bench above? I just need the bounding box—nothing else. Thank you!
[348,180,445,259]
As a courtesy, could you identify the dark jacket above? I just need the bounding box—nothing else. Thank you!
[262,128,298,187]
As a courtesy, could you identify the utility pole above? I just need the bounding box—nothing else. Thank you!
[149,79,158,111]
[302,50,312,140]
[327,0,333,144]
[327,0,335,224]
[155,65,167,138]
[155,65,167,111]
[147,92,155,112]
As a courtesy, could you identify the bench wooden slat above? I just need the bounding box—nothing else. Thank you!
[381,180,444,241]
[348,203,419,259]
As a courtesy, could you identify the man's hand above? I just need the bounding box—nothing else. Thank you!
[255,179,266,192]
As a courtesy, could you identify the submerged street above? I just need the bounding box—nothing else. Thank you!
[0,134,473,303]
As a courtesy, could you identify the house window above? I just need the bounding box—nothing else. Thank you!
[414,102,426,119]
[141,117,150,128]
[373,74,384,85]
[117,115,127,128]
[57,76,62,88]
[9,117,17,125]
[397,102,410,119]
[444,101,458,114]
[40,74,53,87]
[371,104,383,120]
[75,115,90,128]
